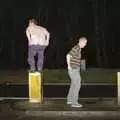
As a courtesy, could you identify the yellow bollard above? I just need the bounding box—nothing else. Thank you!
[28,72,43,103]
[117,72,120,105]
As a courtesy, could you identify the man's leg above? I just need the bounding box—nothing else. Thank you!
[28,46,36,72]
[37,46,46,72]
[67,69,74,103]
[67,68,81,105]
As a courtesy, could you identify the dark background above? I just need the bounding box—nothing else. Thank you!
[0,0,120,69]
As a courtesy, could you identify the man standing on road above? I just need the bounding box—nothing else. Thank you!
[26,18,50,72]
[66,37,87,107]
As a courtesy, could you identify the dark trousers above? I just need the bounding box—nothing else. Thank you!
[28,45,46,70]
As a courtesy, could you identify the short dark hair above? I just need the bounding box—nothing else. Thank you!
[29,18,37,24]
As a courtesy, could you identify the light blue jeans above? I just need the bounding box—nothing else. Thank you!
[67,68,81,104]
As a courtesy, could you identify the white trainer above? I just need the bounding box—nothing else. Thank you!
[71,103,83,108]
[67,101,72,105]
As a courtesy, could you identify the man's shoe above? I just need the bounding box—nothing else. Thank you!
[29,68,35,73]
[37,68,42,73]
[67,101,72,105]
[71,103,83,108]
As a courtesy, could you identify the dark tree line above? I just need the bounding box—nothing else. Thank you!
[0,0,119,69]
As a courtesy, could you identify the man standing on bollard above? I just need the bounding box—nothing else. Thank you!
[66,37,87,108]
[26,18,50,72]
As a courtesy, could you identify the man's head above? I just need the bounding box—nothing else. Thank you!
[78,37,87,48]
[29,18,37,25]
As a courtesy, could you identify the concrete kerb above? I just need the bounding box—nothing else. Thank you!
[1,97,120,118]
[5,97,120,117]
[25,110,120,118]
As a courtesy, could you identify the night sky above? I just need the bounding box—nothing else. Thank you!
[0,0,120,69]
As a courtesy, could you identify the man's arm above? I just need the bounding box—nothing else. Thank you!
[45,29,50,46]
[26,28,31,41]
[66,54,72,69]
[46,30,50,41]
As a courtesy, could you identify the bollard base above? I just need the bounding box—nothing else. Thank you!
[29,99,41,103]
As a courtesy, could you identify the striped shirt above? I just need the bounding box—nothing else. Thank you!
[69,45,81,69]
